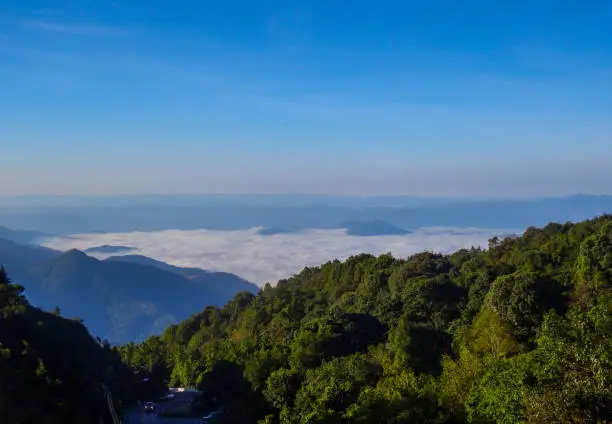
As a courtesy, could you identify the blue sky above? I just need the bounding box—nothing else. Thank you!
[1,0,611,197]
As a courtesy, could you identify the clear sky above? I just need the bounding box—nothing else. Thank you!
[1,0,611,197]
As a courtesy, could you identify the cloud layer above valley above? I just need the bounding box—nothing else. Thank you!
[40,227,516,286]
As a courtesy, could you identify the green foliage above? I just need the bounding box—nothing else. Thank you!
[465,358,530,424]
[264,367,303,409]
[291,353,382,421]
[289,312,386,369]
[467,308,521,359]
[0,267,133,423]
[524,301,612,422]
[485,271,565,342]
[0,265,26,308]
[196,360,270,423]
[344,368,440,423]
[123,215,612,423]
[389,312,452,374]
[438,347,484,419]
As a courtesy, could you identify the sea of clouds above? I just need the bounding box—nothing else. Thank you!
[39,227,517,286]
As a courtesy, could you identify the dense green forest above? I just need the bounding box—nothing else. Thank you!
[120,215,612,423]
[0,266,137,424]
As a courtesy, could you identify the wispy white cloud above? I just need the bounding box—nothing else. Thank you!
[39,227,515,286]
[20,19,131,36]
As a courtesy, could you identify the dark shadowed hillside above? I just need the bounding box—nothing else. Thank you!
[0,267,133,423]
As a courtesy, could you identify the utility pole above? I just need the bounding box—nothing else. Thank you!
[102,363,122,424]
[102,383,121,424]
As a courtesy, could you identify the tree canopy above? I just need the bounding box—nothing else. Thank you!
[119,215,612,423]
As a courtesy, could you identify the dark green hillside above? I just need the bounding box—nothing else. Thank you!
[0,267,132,423]
[120,215,612,423]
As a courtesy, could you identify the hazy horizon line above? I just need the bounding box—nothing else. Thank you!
[0,192,610,200]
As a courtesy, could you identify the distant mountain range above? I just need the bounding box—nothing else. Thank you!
[0,225,48,244]
[257,227,296,235]
[257,220,411,236]
[0,238,58,267]
[0,194,610,234]
[0,236,258,343]
[84,245,136,254]
[341,220,410,236]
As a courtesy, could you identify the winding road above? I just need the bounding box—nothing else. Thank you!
[125,392,202,424]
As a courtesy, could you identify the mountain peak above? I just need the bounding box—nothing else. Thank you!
[63,249,91,259]
[340,220,411,236]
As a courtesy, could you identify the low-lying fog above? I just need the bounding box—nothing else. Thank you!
[40,227,516,286]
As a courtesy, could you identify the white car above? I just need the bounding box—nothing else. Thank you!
[159,393,176,401]
[201,411,218,422]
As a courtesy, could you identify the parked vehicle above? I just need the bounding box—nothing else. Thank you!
[201,411,218,422]
[159,392,175,401]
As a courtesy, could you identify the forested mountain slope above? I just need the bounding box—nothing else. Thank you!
[0,267,132,423]
[120,216,612,423]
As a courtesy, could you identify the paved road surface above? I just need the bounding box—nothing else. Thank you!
[125,392,202,424]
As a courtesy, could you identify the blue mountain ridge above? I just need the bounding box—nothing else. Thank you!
[0,237,258,344]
